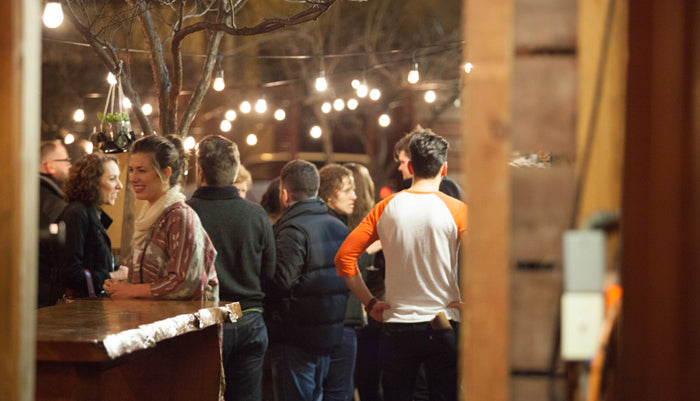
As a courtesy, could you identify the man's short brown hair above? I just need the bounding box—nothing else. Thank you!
[393,125,436,161]
[196,135,240,186]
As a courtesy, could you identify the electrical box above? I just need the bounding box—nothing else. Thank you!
[563,230,605,292]
[561,292,604,360]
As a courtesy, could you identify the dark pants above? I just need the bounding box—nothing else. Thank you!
[380,321,459,401]
[223,311,269,401]
[355,319,383,401]
[323,326,357,401]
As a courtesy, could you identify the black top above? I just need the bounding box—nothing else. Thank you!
[38,174,67,307]
[57,201,114,298]
[187,185,276,310]
[265,197,350,355]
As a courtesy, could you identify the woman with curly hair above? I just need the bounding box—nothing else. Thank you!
[58,152,125,299]
[103,135,219,301]
[318,163,357,401]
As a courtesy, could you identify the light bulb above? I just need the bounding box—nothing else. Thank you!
[225,109,237,121]
[246,134,258,146]
[64,133,75,145]
[240,101,251,114]
[424,90,436,103]
[378,114,391,127]
[123,98,132,109]
[85,142,94,154]
[315,72,328,92]
[310,125,322,139]
[333,99,345,111]
[321,102,332,114]
[213,77,225,91]
[142,103,153,115]
[351,79,361,89]
[407,64,419,84]
[73,109,85,122]
[369,89,381,101]
[43,3,64,29]
[464,62,474,73]
[357,83,368,98]
[184,136,196,150]
[347,99,359,110]
[255,98,267,114]
[274,109,286,121]
[220,120,232,132]
[107,73,117,85]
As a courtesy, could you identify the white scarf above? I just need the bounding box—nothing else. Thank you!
[132,184,186,249]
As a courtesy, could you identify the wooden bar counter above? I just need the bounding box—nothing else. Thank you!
[35,299,241,401]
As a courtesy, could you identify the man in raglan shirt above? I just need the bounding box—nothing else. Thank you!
[335,131,467,401]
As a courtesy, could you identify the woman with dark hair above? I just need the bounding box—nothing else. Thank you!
[58,152,124,299]
[103,135,219,301]
[260,176,283,224]
[318,163,357,401]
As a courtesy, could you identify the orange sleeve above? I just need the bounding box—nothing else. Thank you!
[436,192,468,240]
[334,194,395,277]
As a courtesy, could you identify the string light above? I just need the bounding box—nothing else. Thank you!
[142,103,153,115]
[356,82,368,98]
[64,133,75,145]
[351,79,361,89]
[310,125,322,139]
[107,72,117,85]
[43,3,64,29]
[274,109,286,121]
[347,98,359,110]
[407,63,420,84]
[246,134,258,146]
[85,141,94,154]
[321,102,332,114]
[73,109,85,122]
[464,62,474,73]
[123,98,132,109]
[315,71,328,92]
[184,136,196,150]
[333,99,345,111]
[424,90,436,103]
[369,88,381,101]
[378,114,391,127]
[240,101,251,114]
[220,120,232,132]
[255,98,267,113]
[225,109,237,121]
[213,54,225,91]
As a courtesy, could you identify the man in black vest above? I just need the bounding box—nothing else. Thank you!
[38,140,71,307]
[188,135,276,401]
[264,159,349,401]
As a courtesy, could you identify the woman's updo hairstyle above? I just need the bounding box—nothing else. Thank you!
[131,134,188,187]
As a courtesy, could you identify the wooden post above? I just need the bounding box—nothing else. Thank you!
[461,1,512,400]
[620,1,700,400]
[0,0,41,400]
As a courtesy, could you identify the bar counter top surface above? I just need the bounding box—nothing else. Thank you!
[36,299,241,362]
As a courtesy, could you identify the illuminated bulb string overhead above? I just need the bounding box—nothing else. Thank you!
[43,2,64,28]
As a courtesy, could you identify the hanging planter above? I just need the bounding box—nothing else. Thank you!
[91,67,136,154]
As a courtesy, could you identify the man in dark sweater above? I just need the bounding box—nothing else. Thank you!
[264,159,349,401]
[38,140,71,307]
[187,135,275,401]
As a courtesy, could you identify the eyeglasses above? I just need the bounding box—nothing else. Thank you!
[52,158,72,163]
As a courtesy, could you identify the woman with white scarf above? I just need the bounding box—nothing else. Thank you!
[103,135,219,301]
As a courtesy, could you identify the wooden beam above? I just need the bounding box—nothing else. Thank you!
[620,1,700,400]
[0,1,41,400]
[461,1,512,400]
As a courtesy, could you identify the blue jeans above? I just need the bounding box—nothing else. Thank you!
[222,311,269,401]
[380,321,459,401]
[323,326,357,401]
[268,343,331,401]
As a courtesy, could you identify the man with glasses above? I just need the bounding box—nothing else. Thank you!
[39,140,71,307]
